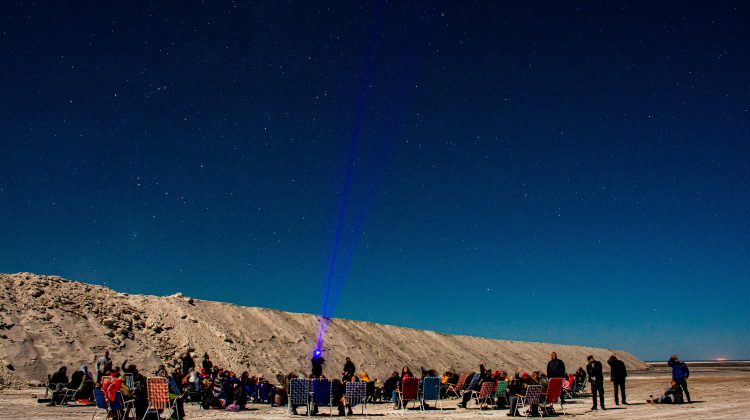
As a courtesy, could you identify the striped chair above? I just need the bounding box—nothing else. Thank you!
[345,381,367,416]
[517,384,543,417]
[143,377,176,420]
[473,381,495,409]
[494,380,509,406]
[445,373,469,399]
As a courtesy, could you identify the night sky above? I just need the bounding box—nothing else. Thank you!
[2,1,749,361]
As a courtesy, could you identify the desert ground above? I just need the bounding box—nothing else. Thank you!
[1,364,747,419]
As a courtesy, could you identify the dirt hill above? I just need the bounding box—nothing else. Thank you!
[0,272,647,388]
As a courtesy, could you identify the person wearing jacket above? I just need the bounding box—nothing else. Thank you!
[547,352,566,402]
[668,354,691,403]
[608,355,628,405]
[546,352,566,378]
[586,355,605,410]
[341,357,356,381]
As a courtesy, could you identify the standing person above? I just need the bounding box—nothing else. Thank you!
[311,350,325,378]
[546,352,566,378]
[202,353,213,371]
[341,357,356,382]
[586,355,605,410]
[547,352,566,402]
[608,355,628,405]
[181,352,195,375]
[95,350,112,384]
[668,354,691,403]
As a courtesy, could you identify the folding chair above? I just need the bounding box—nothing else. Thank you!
[345,381,367,416]
[540,378,564,415]
[395,377,419,410]
[517,384,543,417]
[471,381,495,409]
[124,373,141,394]
[56,386,77,406]
[288,377,311,415]
[142,377,172,420]
[445,373,469,399]
[108,391,126,420]
[494,380,509,406]
[460,373,480,400]
[312,378,333,416]
[420,376,441,410]
[45,373,66,399]
[92,389,109,420]
[573,373,590,398]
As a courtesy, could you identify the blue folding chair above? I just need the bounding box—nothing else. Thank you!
[288,378,311,415]
[92,389,109,420]
[421,376,442,410]
[312,378,333,415]
[345,382,367,416]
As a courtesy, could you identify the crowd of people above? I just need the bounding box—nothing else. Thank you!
[40,350,693,417]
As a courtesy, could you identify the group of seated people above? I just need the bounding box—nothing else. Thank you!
[376,363,582,416]
[41,351,626,418]
[42,352,289,418]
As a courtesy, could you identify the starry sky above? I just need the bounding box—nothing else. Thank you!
[1,1,749,361]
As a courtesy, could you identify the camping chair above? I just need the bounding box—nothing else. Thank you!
[420,376,441,410]
[460,373,481,399]
[115,391,136,420]
[168,376,187,399]
[45,373,67,399]
[395,377,419,410]
[108,391,127,420]
[55,386,77,406]
[572,373,590,398]
[92,389,127,420]
[143,377,175,420]
[124,373,141,394]
[345,381,367,416]
[494,380,509,407]
[445,373,469,399]
[470,381,495,409]
[92,389,109,420]
[541,378,564,415]
[311,378,333,416]
[561,378,574,400]
[516,384,543,417]
[288,378,311,415]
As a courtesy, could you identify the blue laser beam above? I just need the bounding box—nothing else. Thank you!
[316,5,437,353]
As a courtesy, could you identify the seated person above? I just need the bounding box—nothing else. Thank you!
[648,380,684,404]
[48,366,69,392]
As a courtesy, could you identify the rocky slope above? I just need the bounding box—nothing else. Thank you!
[0,272,647,388]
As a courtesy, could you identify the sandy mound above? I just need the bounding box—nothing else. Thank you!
[0,272,647,387]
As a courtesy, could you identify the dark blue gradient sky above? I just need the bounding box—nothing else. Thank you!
[2,1,749,361]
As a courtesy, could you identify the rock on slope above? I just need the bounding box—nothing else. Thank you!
[0,272,646,388]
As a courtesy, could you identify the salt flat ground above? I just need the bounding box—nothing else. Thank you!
[1,366,747,419]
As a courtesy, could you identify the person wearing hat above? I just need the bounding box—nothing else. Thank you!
[586,355,605,410]
[668,354,691,403]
